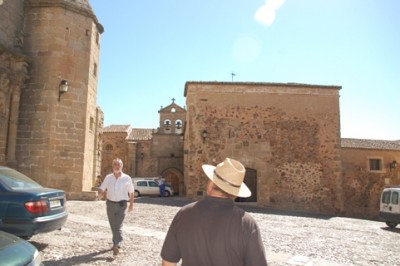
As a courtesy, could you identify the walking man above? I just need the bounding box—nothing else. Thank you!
[98,158,134,256]
[158,175,166,197]
[161,158,268,265]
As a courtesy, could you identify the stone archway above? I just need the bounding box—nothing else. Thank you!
[161,168,183,196]
[236,168,257,202]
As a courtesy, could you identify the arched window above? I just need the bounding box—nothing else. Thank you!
[105,144,113,152]
[175,120,183,129]
[164,119,171,130]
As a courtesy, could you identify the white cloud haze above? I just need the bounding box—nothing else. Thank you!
[254,0,286,26]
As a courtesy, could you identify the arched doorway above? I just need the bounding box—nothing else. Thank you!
[161,168,183,196]
[236,168,257,202]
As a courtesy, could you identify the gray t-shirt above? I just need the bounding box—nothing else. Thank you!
[161,196,268,266]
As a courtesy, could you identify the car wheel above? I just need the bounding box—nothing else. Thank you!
[386,222,398,228]
[134,190,140,197]
[164,191,170,197]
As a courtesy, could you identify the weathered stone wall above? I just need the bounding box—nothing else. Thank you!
[341,148,400,218]
[14,0,103,199]
[0,0,27,165]
[101,132,129,177]
[0,0,25,51]
[184,82,344,215]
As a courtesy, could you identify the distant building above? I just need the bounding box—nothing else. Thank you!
[101,100,186,195]
[105,82,400,219]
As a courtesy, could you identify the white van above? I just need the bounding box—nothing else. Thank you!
[380,187,400,228]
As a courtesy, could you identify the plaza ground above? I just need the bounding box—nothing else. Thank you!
[30,197,399,266]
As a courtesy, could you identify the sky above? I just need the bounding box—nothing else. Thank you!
[90,0,399,141]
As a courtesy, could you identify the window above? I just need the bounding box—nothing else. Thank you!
[175,120,183,129]
[392,192,399,205]
[105,144,113,152]
[149,181,159,187]
[171,108,176,113]
[382,191,391,204]
[369,159,382,171]
[137,181,147,187]
[94,63,97,77]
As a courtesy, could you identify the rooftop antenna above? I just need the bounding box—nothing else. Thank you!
[231,72,236,82]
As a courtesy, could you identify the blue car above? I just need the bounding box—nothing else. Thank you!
[0,230,43,266]
[0,167,68,238]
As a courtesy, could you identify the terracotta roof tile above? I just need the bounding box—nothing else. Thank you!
[127,128,154,141]
[341,138,400,151]
[102,125,131,133]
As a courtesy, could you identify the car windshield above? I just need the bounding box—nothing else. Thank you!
[0,168,42,190]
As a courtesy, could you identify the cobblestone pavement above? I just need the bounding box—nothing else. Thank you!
[30,197,399,266]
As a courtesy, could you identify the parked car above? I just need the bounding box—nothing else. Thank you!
[132,178,174,197]
[0,230,43,266]
[0,166,68,238]
[380,187,400,228]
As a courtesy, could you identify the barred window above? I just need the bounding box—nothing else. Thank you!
[369,159,381,171]
[105,144,113,152]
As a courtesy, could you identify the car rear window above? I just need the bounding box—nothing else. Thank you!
[0,168,42,190]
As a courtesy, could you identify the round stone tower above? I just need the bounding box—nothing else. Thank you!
[17,0,104,198]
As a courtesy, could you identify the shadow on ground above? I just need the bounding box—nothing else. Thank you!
[135,196,335,220]
[35,247,114,266]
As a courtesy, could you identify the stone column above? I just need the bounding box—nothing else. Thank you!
[6,58,29,167]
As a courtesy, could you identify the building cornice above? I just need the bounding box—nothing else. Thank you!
[25,0,104,33]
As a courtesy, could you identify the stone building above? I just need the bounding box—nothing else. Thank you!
[0,0,103,199]
[341,139,400,218]
[183,81,400,218]
[184,82,345,214]
[101,100,186,195]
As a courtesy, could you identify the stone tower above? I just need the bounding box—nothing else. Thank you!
[13,0,104,198]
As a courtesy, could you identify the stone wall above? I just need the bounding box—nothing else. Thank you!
[184,82,344,215]
[12,0,103,199]
[0,0,25,51]
[101,132,130,177]
[341,147,400,218]
[0,0,29,166]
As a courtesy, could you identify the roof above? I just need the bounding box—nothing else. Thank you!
[184,81,342,96]
[341,138,400,151]
[102,125,131,133]
[127,129,154,141]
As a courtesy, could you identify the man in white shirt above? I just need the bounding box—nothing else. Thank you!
[98,158,134,256]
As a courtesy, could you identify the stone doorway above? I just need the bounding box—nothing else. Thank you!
[236,168,257,202]
[161,168,183,196]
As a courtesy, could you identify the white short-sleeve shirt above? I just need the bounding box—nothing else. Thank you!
[100,172,134,201]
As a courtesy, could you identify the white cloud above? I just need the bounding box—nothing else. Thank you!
[254,0,286,26]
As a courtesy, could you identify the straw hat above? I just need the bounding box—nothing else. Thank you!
[202,158,251,198]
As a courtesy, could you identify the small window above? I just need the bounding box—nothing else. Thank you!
[96,32,100,44]
[105,144,113,152]
[171,108,176,113]
[90,117,94,132]
[382,191,391,204]
[175,120,183,129]
[137,181,147,187]
[369,159,381,171]
[149,181,159,187]
[392,192,399,205]
[94,63,97,77]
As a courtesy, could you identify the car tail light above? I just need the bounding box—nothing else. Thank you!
[25,200,49,214]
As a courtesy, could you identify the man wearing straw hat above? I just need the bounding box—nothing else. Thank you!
[161,158,268,266]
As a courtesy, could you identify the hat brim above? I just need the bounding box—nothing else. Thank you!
[202,164,252,198]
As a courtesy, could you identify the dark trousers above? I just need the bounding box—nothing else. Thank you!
[160,184,166,197]
[106,200,127,247]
